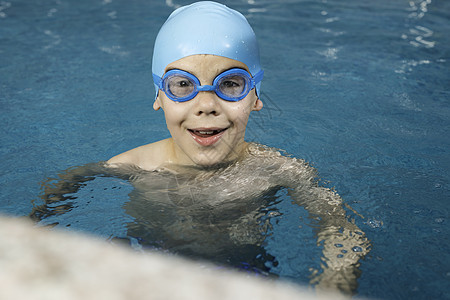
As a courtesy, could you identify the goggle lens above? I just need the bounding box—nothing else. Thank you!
[216,73,249,99]
[165,74,196,99]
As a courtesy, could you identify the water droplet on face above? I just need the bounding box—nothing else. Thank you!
[352,246,363,252]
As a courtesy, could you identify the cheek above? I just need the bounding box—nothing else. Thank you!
[226,105,252,131]
[228,98,256,124]
[164,109,179,125]
[162,102,188,126]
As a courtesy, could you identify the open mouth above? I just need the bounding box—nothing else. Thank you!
[189,128,227,137]
[188,127,228,146]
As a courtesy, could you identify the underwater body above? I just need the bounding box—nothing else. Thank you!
[31,143,370,294]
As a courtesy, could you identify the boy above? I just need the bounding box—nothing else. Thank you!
[34,2,370,294]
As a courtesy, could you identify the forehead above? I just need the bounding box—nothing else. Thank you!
[164,54,249,75]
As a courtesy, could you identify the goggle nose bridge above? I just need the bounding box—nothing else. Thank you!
[196,84,216,92]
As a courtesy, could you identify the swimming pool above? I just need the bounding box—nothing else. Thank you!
[1,0,449,298]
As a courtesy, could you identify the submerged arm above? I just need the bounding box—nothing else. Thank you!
[30,162,129,222]
[291,185,370,294]
[280,157,371,295]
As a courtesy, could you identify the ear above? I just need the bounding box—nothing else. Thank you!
[252,98,263,111]
[153,94,162,111]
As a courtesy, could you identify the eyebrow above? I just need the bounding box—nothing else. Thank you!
[163,67,248,77]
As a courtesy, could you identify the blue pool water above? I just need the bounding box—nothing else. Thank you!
[1,0,449,299]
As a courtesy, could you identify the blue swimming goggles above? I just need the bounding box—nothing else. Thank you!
[153,68,264,102]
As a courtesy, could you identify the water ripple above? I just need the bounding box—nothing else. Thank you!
[408,0,432,19]
[0,1,11,18]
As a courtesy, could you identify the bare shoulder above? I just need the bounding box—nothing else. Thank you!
[246,142,316,185]
[107,138,173,171]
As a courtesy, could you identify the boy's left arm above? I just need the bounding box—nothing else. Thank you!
[280,157,371,294]
[292,185,370,294]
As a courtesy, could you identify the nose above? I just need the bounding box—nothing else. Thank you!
[193,91,221,116]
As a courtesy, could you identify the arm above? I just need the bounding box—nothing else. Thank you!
[279,157,370,295]
[30,162,130,222]
[291,185,370,294]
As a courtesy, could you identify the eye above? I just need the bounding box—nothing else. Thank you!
[176,79,192,87]
[219,76,245,88]
[221,80,240,88]
[166,75,195,97]
[218,75,246,96]
[170,78,193,88]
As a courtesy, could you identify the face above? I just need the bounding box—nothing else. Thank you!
[154,54,263,167]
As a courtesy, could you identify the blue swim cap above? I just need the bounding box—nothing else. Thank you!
[152,1,262,98]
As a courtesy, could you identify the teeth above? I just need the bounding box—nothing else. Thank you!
[190,129,226,136]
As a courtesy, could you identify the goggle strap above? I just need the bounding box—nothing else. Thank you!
[252,70,264,85]
[152,73,163,89]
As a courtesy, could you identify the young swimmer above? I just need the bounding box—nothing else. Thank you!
[114,2,370,292]
[31,1,370,295]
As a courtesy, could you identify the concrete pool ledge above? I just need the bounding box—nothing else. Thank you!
[0,216,352,300]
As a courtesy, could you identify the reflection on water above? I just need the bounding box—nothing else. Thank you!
[30,143,370,294]
[407,0,432,20]
[0,1,11,18]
